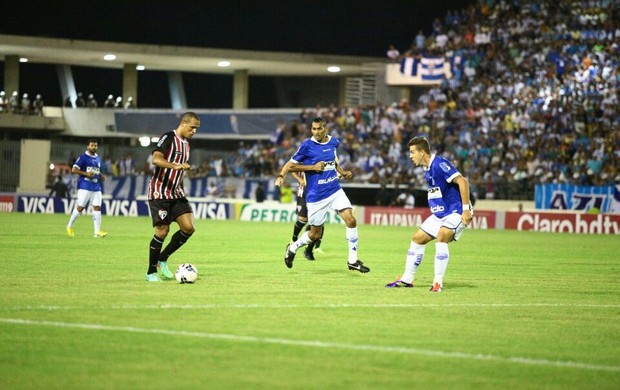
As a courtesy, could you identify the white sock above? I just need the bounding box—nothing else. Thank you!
[434,242,449,285]
[290,231,311,253]
[93,211,102,234]
[346,227,358,263]
[401,242,426,284]
[67,209,80,227]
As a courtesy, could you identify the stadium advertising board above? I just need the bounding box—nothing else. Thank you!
[535,184,620,213]
[364,207,496,229]
[505,211,620,235]
[16,195,229,220]
[0,195,14,212]
[237,203,344,223]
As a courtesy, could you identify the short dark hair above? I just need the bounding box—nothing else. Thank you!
[312,117,326,127]
[408,136,430,153]
[87,139,98,145]
[181,111,199,123]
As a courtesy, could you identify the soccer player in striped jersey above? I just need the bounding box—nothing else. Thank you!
[275,117,369,273]
[145,112,200,282]
[385,136,473,292]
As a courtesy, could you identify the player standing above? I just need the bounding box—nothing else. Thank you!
[145,112,200,282]
[275,117,369,273]
[66,139,107,238]
[385,136,473,292]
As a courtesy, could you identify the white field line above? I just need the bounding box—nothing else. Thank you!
[2,303,619,311]
[1,317,618,373]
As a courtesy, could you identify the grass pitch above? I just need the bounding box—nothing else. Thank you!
[0,213,618,389]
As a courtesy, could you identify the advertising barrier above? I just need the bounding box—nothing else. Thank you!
[237,202,345,224]
[535,184,620,213]
[505,211,620,234]
[15,195,230,220]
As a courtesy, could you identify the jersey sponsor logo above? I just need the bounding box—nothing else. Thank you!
[157,134,168,147]
[318,175,338,185]
[430,205,445,213]
[427,187,442,199]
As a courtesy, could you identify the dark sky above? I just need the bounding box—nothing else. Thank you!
[1,0,475,107]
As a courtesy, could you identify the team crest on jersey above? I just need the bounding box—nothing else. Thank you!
[158,210,168,220]
[440,162,451,173]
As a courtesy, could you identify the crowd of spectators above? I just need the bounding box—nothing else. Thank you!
[193,0,618,201]
[0,90,45,115]
[64,93,135,109]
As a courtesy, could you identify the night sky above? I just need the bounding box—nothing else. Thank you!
[1,0,476,107]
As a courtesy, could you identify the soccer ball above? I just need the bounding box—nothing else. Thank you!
[175,263,198,284]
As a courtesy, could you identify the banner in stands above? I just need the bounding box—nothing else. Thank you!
[16,195,230,219]
[505,211,620,234]
[535,184,620,213]
[114,111,297,137]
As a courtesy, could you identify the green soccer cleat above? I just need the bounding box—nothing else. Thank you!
[145,273,162,282]
[157,261,174,279]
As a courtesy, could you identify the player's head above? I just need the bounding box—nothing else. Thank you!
[87,139,99,154]
[311,117,328,142]
[408,137,430,166]
[178,112,200,139]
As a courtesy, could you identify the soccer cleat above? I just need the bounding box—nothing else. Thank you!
[284,243,296,268]
[385,280,413,288]
[313,248,325,254]
[66,227,74,237]
[303,249,315,261]
[94,231,108,238]
[429,283,443,292]
[145,273,162,282]
[157,261,174,279]
[347,260,370,273]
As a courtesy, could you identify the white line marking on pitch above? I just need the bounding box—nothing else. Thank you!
[2,303,619,311]
[1,317,618,373]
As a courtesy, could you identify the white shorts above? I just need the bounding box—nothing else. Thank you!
[307,189,352,226]
[420,212,467,241]
[76,189,102,208]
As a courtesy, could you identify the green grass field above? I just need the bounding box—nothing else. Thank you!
[0,213,618,389]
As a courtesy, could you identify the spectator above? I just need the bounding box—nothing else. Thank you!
[87,94,98,108]
[387,44,400,62]
[103,95,115,108]
[255,182,266,202]
[33,94,44,115]
[75,92,86,107]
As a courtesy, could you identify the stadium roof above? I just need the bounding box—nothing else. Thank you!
[0,34,382,76]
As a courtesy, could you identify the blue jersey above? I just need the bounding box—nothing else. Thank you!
[290,136,341,203]
[425,154,464,218]
[73,152,104,192]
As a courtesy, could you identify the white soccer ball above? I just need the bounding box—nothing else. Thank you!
[175,263,198,284]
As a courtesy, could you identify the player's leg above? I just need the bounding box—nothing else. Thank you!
[338,206,369,273]
[66,189,88,236]
[292,198,308,242]
[431,214,460,292]
[285,198,327,268]
[91,191,107,237]
[158,203,195,275]
[146,199,172,281]
[386,215,436,287]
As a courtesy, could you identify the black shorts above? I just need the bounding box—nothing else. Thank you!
[296,194,308,218]
[148,198,193,227]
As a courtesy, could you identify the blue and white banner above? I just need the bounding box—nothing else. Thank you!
[535,184,620,214]
[420,56,446,81]
[391,58,451,85]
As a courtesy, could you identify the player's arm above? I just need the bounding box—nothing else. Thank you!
[287,161,327,173]
[453,174,473,224]
[334,160,353,180]
[275,160,293,187]
[71,163,95,178]
[152,151,190,171]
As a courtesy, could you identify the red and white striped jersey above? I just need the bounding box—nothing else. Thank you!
[147,130,190,200]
